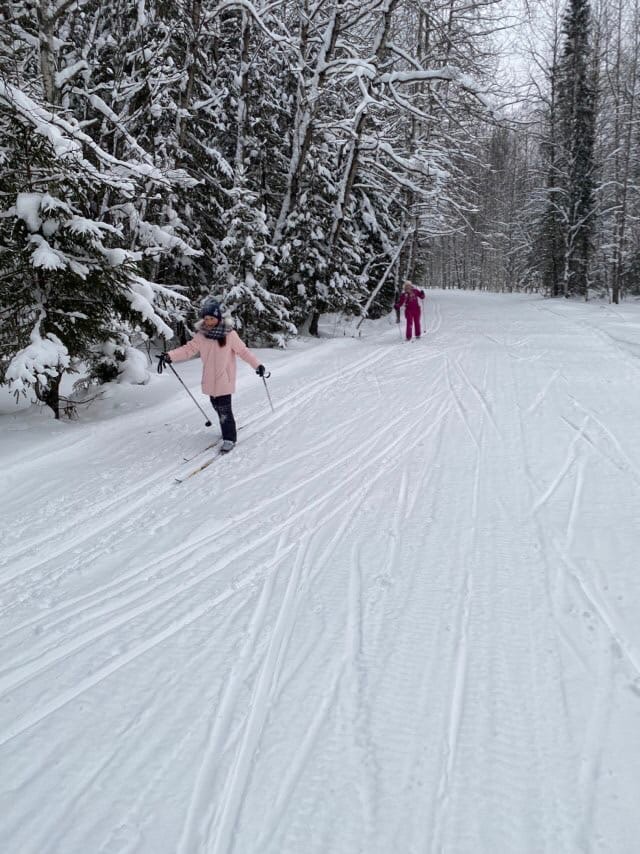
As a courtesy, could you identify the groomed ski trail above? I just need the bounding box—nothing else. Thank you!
[2,292,640,854]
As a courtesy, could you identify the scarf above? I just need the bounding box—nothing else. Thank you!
[197,317,229,341]
[201,324,228,341]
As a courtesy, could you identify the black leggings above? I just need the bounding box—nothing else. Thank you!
[209,394,237,442]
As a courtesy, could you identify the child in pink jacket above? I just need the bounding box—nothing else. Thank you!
[159,299,266,452]
[395,281,425,340]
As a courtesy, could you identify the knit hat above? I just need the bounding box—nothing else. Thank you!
[200,298,222,320]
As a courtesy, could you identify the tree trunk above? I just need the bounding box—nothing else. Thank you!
[272,2,344,246]
[177,0,203,147]
[37,373,62,420]
[611,0,639,304]
[328,0,399,251]
[36,1,60,105]
[309,310,320,337]
[234,11,251,176]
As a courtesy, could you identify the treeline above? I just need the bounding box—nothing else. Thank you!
[427,0,640,304]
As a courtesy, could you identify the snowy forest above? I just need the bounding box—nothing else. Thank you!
[3,5,640,850]
[1,0,640,417]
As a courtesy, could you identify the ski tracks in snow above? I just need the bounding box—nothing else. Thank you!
[0,346,391,589]
[3,292,640,854]
[1,328,455,854]
[0,403,411,743]
[176,384,455,853]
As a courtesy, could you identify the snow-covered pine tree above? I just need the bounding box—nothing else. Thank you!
[0,85,185,418]
[53,0,205,296]
[221,174,293,345]
[275,134,369,334]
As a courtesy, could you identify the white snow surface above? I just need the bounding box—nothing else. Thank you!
[1,291,640,854]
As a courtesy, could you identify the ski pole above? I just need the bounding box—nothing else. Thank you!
[261,373,275,413]
[157,356,212,427]
[169,363,212,426]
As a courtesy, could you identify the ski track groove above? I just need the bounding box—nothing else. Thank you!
[292,361,462,852]
[565,456,586,552]
[0,425,350,651]
[531,416,589,513]
[451,352,503,440]
[0,410,403,699]
[552,543,640,681]
[0,376,449,747]
[0,373,406,664]
[432,338,580,851]
[182,384,453,854]
[573,599,615,853]
[431,565,473,854]
[443,354,482,451]
[0,554,285,749]
[5,295,640,854]
[176,534,296,854]
[253,656,346,853]
[430,395,485,853]
[371,424,454,851]
[1,430,98,474]
[563,403,640,489]
[276,382,454,853]
[399,476,454,851]
[339,544,375,849]
[30,607,237,854]
[509,351,584,851]
[526,369,563,416]
[206,538,321,854]
[427,298,443,334]
[532,302,640,378]
[0,345,391,575]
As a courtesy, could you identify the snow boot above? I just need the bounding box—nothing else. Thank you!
[221,440,236,453]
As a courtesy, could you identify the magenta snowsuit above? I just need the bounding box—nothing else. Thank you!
[395,288,425,340]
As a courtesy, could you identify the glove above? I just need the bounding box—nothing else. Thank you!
[156,352,171,373]
[256,364,266,377]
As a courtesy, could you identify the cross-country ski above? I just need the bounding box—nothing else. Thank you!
[175,445,223,483]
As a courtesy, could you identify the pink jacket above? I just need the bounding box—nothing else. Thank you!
[395,288,424,315]
[168,330,260,397]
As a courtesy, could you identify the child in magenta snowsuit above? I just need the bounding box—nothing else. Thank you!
[395,281,425,340]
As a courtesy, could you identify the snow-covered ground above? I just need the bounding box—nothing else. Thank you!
[2,290,640,854]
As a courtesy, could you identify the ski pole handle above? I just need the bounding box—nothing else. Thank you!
[156,353,171,374]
